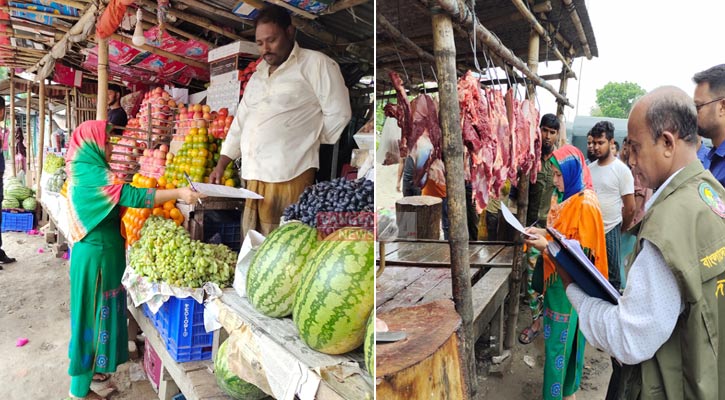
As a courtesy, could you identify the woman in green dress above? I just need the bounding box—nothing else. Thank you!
[65,120,205,399]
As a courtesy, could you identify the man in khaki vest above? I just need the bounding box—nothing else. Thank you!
[556,86,725,399]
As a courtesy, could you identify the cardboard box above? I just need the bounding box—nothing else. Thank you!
[210,70,242,85]
[210,55,256,76]
[208,40,259,62]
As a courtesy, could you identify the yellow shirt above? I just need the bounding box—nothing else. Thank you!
[220,43,351,183]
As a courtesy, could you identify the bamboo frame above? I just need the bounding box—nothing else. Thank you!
[97,33,109,120]
[36,79,45,199]
[134,5,214,46]
[562,0,592,59]
[419,0,573,107]
[137,0,243,42]
[479,1,551,30]
[324,0,368,14]
[510,0,573,75]
[431,9,476,397]
[9,70,16,177]
[25,81,32,180]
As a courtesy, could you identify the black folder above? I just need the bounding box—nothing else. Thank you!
[546,227,621,305]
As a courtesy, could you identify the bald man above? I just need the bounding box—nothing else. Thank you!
[556,87,725,399]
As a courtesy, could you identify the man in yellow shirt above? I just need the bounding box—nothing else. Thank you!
[210,5,351,236]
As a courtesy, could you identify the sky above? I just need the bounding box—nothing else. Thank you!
[535,0,725,124]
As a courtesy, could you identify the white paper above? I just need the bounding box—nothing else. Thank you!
[232,230,266,298]
[191,182,264,199]
[500,202,537,239]
[203,301,223,333]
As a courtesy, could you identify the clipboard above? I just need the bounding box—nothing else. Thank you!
[546,227,621,304]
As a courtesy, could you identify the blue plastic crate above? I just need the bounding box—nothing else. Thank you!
[1,211,33,232]
[203,210,241,251]
[143,296,213,363]
[171,394,186,400]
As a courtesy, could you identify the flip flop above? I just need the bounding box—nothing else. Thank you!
[518,327,540,345]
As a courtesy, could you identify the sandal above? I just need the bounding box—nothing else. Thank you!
[518,326,540,345]
[92,374,110,383]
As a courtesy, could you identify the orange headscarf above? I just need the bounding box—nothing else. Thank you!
[543,145,608,292]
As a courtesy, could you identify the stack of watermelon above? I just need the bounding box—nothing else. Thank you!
[246,223,374,366]
[3,178,36,211]
[214,339,268,400]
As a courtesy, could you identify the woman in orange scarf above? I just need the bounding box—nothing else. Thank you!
[524,145,608,400]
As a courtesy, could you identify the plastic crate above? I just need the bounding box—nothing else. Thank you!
[171,394,186,400]
[143,337,162,392]
[143,296,214,363]
[203,210,241,251]
[1,211,33,232]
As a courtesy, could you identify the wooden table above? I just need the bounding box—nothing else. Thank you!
[128,303,230,400]
[376,240,514,346]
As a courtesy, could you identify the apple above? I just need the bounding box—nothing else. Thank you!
[159,144,169,153]
[202,105,211,114]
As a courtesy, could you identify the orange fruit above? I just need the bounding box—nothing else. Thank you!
[158,176,167,187]
[173,218,182,226]
[132,173,141,185]
[163,200,175,211]
[163,210,171,219]
[165,183,176,190]
[224,179,235,187]
[152,208,164,217]
[169,208,181,220]
[147,178,157,188]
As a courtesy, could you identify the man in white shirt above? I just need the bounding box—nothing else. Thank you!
[557,86,725,400]
[588,121,635,291]
[210,5,351,236]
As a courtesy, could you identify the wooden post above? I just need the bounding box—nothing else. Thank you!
[504,29,539,350]
[97,34,109,121]
[556,58,571,146]
[72,87,78,131]
[9,70,16,177]
[36,79,46,200]
[25,81,32,184]
[431,8,476,397]
[65,91,72,134]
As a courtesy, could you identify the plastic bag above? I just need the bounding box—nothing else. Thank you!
[377,117,402,165]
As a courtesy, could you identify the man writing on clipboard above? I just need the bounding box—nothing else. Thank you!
[209,5,351,236]
[552,87,725,399]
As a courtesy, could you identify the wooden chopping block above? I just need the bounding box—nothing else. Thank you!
[395,195,442,240]
[376,299,466,399]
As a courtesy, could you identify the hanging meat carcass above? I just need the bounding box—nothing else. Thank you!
[383,71,412,163]
[519,98,542,183]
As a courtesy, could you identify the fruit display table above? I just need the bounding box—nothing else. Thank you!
[212,289,373,400]
[39,190,71,256]
[128,301,231,400]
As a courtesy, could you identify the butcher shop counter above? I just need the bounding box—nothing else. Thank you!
[375,240,515,346]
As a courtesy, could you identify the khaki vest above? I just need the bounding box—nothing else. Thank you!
[619,161,725,400]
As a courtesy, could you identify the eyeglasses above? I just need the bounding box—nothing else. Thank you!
[695,97,725,111]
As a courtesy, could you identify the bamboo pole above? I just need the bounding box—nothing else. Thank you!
[36,79,45,198]
[9,70,16,177]
[137,0,244,41]
[431,8,476,398]
[72,87,78,131]
[504,29,539,351]
[109,33,207,70]
[422,0,573,108]
[323,0,368,14]
[561,0,592,59]
[136,7,214,46]
[510,0,573,75]
[25,82,32,181]
[65,91,72,133]
[97,34,109,120]
[556,59,571,137]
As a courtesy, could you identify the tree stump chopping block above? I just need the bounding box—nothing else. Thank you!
[376,299,466,399]
[395,195,442,240]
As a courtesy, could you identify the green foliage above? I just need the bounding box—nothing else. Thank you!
[594,82,647,119]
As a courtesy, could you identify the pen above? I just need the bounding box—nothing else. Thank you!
[183,172,203,205]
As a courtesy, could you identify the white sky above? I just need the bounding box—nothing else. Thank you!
[534,0,724,124]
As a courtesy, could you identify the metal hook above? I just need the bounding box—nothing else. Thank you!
[419,62,426,94]
[430,65,438,85]
[391,41,410,84]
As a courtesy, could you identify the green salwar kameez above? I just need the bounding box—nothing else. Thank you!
[68,186,154,397]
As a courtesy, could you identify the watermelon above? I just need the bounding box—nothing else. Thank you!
[247,222,318,317]
[22,197,37,211]
[214,339,268,400]
[2,198,19,209]
[6,185,31,201]
[293,228,374,354]
[364,312,374,376]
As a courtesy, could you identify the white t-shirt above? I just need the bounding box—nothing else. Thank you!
[589,158,635,233]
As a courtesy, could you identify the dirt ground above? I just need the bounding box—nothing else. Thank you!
[376,163,613,399]
[0,229,157,400]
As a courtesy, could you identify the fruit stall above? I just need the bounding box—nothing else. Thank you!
[1,0,374,398]
[375,0,598,397]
